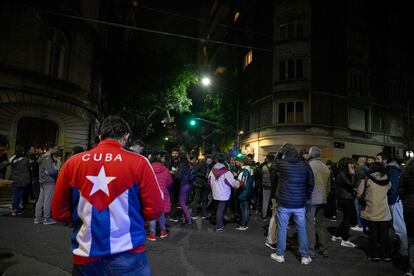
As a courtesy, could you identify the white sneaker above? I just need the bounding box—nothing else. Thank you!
[301,256,312,265]
[350,226,363,232]
[331,235,342,242]
[235,226,248,231]
[270,253,285,263]
[341,240,356,248]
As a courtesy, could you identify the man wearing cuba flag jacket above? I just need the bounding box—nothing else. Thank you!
[52,116,164,276]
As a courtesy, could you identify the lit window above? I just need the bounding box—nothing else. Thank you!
[234,11,240,22]
[278,101,305,124]
[244,50,253,67]
[215,66,226,74]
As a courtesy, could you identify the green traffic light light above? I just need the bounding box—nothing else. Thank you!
[236,153,243,158]
[189,119,196,126]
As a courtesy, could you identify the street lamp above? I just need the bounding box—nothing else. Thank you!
[164,137,169,141]
[201,77,211,87]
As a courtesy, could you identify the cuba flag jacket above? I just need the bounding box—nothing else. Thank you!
[52,140,164,264]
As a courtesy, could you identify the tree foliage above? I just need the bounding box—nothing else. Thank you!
[118,67,197,137]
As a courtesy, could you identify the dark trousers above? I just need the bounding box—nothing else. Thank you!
[191,186,208,217]
[239,200,249,226]
[326,192,337,218]
[408,237,414,273]
[12,187,25,210]
[32,177,40,202]
[170,180,180,219]
[336,199,354,240]
[367,220,390,259]
[216,200,227,229]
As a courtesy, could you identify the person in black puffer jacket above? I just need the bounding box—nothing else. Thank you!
[332,157,357,248]
[270,143,314,265]
[191,158,210,219]
[399,158,414,276]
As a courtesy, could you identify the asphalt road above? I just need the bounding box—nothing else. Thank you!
[0,208,405,276]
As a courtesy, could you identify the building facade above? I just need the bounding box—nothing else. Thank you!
[0,0,103,154]
[240,0,414,162]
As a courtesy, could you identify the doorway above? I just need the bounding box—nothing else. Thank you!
[15,117,59,149]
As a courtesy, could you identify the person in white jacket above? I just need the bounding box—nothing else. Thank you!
[208,153,241,232]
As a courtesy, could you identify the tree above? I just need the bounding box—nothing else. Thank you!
[119,68,198,137]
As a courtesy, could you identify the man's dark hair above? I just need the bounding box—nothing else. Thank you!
[368,161,386,174]
[376,152,391,163]
[131,139,145,147]
[99,116,131,140]
[149,151,162,163]
[171,148,179,153]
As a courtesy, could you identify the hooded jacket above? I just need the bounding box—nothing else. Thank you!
[237,165,254,200]
[152,162,173,213]
[9,155,31,187]
[274,149,314,208]
[208,163,237,201]
[38,154,58,185]
[386,161,402,205]
[358,172,391,221]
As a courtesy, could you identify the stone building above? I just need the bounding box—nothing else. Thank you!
[239,0,414,161]
[0,0,103,154]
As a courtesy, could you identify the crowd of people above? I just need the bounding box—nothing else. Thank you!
[0,116,413,276]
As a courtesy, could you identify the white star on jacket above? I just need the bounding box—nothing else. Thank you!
[86,166,116,196]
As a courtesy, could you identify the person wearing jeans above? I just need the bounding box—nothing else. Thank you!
[9,146,31,216]
[398,158,414,276]
[147,155,173,241]
[72,251,151,276]
[276,207,308,257]
[269,143,314,265]
[147,214,168,241]
[235,158,254,230]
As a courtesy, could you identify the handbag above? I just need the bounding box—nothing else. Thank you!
[358,178,368,208]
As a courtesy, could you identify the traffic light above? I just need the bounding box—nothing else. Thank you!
[236,152,243,159]
[189,119,197,127]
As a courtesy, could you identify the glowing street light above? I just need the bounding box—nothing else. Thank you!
[164,137,169,141]
[201,77,211,87]
[189,119,197,127]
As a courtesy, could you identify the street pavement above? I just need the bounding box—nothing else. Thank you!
[0,207,405,276]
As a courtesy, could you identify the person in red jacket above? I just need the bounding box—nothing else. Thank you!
[147,152,173,241]
[52,116,164,276]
